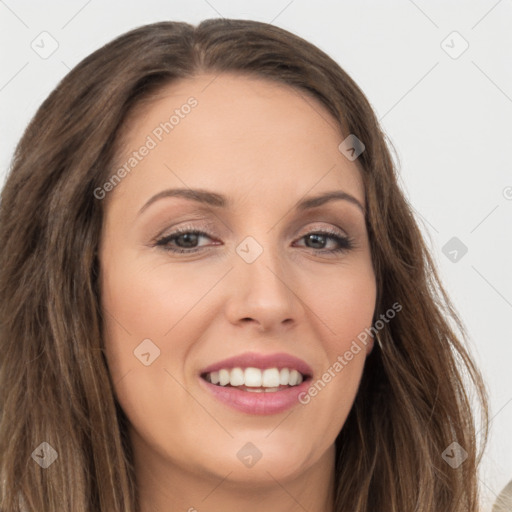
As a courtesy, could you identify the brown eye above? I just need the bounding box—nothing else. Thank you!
[295,230,354,254]
[155,229,217,253]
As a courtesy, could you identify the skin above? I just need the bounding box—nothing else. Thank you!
[98,73,377,512]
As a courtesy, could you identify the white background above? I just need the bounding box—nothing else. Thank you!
[1,1,511,509]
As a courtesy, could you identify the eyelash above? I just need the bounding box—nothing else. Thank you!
[153,226,355,255]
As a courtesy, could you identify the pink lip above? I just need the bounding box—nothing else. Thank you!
[199,351,313,377]
[198,351,313,415]
[198,377,311,415]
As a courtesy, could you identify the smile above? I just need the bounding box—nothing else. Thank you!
[198,352,313,415]
[202,367,305,392]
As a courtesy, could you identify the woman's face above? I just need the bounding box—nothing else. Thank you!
[99,73,376,488]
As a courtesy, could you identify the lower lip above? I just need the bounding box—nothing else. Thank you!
[199,377,310,415]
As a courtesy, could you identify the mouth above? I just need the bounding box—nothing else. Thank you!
[198,352,313,415]
[201,366,310,393]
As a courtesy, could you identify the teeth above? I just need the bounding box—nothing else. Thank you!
[230,367,244,386]
[289,369,301,386]
[245,386,281,393]
[204,367,305,388]
[219,369,230,386]
[262,368,280,387]
[244,367,262,387]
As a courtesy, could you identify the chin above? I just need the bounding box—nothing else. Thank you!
[198,436,317,484]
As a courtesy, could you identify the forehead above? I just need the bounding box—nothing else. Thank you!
[109,73,365,212]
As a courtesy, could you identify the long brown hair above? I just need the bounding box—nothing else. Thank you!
[0,19,488,511]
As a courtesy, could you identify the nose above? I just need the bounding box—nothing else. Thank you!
[223,239,303,333]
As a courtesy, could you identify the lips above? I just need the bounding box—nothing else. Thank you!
[200,351,313,377]
[198,352,313,415]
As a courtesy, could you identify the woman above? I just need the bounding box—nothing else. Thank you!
[0,18,489,511]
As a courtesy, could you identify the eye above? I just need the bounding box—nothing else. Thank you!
[154,227,217,254]
[153,226,355,255]
[293,229,355,254]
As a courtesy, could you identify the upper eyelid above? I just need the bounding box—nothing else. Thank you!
[161,222,349,237]
[148,204,359,229]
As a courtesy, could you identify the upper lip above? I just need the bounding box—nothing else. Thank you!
[200,351,313,378]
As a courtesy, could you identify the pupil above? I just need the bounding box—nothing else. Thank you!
[307,234,325,249]
[179,233,198,248]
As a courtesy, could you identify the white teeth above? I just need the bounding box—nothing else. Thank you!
[279,368,290,385]
[204,366,306,388]
[218,369,230,386]
[230,367,244,387]
[289,369,300,386]
[262,368,280,387]
[244,367,262,387]
[245,386,280,393]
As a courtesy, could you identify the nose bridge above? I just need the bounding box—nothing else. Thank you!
[236,231,290,295]
[225,230,301,329]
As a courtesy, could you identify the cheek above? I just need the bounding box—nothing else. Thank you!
[99,255,196,438]
[99,250,219,388]
[99,251,169,388]
[306,263,376,350]
[298,267,376,431]
[100,250,209,339]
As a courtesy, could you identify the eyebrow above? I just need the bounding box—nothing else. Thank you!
[137,188,365,216]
